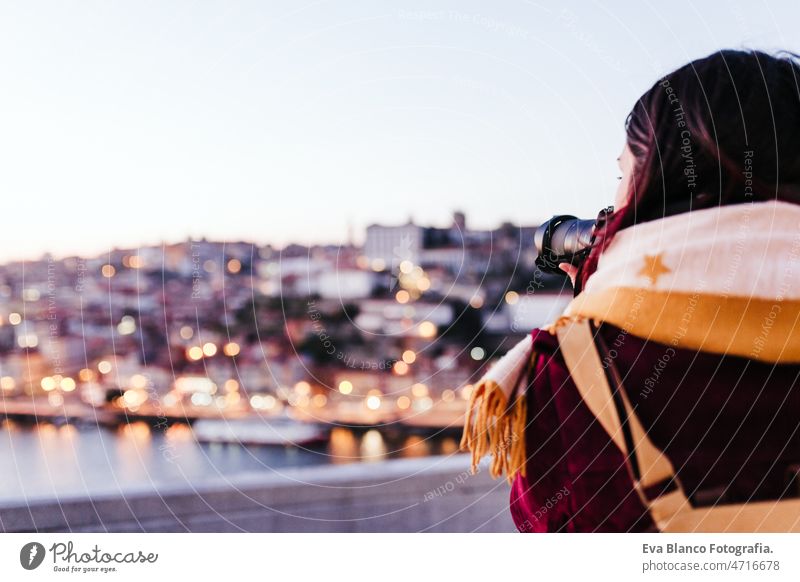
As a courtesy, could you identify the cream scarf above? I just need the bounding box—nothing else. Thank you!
[461,200,800,481]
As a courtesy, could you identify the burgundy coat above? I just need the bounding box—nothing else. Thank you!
[510,323,800,532]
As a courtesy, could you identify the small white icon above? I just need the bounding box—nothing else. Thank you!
[28,545,38,566]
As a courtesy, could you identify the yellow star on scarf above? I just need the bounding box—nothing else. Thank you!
[637,253,671,285]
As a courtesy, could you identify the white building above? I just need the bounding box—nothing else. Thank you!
[364,222,423,268]
[313,269,374,300]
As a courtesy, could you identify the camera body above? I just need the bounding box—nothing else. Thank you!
[534,206,614,275]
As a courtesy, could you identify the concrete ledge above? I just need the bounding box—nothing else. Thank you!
[0,454,516,532]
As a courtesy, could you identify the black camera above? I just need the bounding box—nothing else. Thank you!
[534,206,614,275]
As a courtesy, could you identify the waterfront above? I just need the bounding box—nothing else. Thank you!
[0,216,571,507]
[0,420,461,501]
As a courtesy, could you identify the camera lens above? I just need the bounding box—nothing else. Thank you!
[534,206,613,275]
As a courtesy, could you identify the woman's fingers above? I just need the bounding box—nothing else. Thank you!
[558,262,578,287]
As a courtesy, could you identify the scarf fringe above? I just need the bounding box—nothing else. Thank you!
[459,379,529,483]
[544,313,592,335]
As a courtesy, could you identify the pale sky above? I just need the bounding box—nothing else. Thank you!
[0,0,798,261]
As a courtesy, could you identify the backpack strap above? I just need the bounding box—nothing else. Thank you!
[555,318,690,528]
[555,317,800,532]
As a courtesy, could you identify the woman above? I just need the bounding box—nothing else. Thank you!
[461,49,800,532]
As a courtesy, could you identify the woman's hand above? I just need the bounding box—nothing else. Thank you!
[559,262,578,287]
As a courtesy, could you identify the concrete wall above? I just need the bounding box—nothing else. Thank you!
[0,455,517,532]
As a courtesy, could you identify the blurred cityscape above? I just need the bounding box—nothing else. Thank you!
[0,211,571,495]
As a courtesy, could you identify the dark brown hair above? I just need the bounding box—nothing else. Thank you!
[578,49,800,291]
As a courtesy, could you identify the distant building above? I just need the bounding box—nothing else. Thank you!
[314,269,374,300]
[364,221,423,268]
[364,211,537,278]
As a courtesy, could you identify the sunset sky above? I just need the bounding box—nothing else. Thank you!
[1,0,798,261]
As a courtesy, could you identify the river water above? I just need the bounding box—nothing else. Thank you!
[0,420,460,501]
